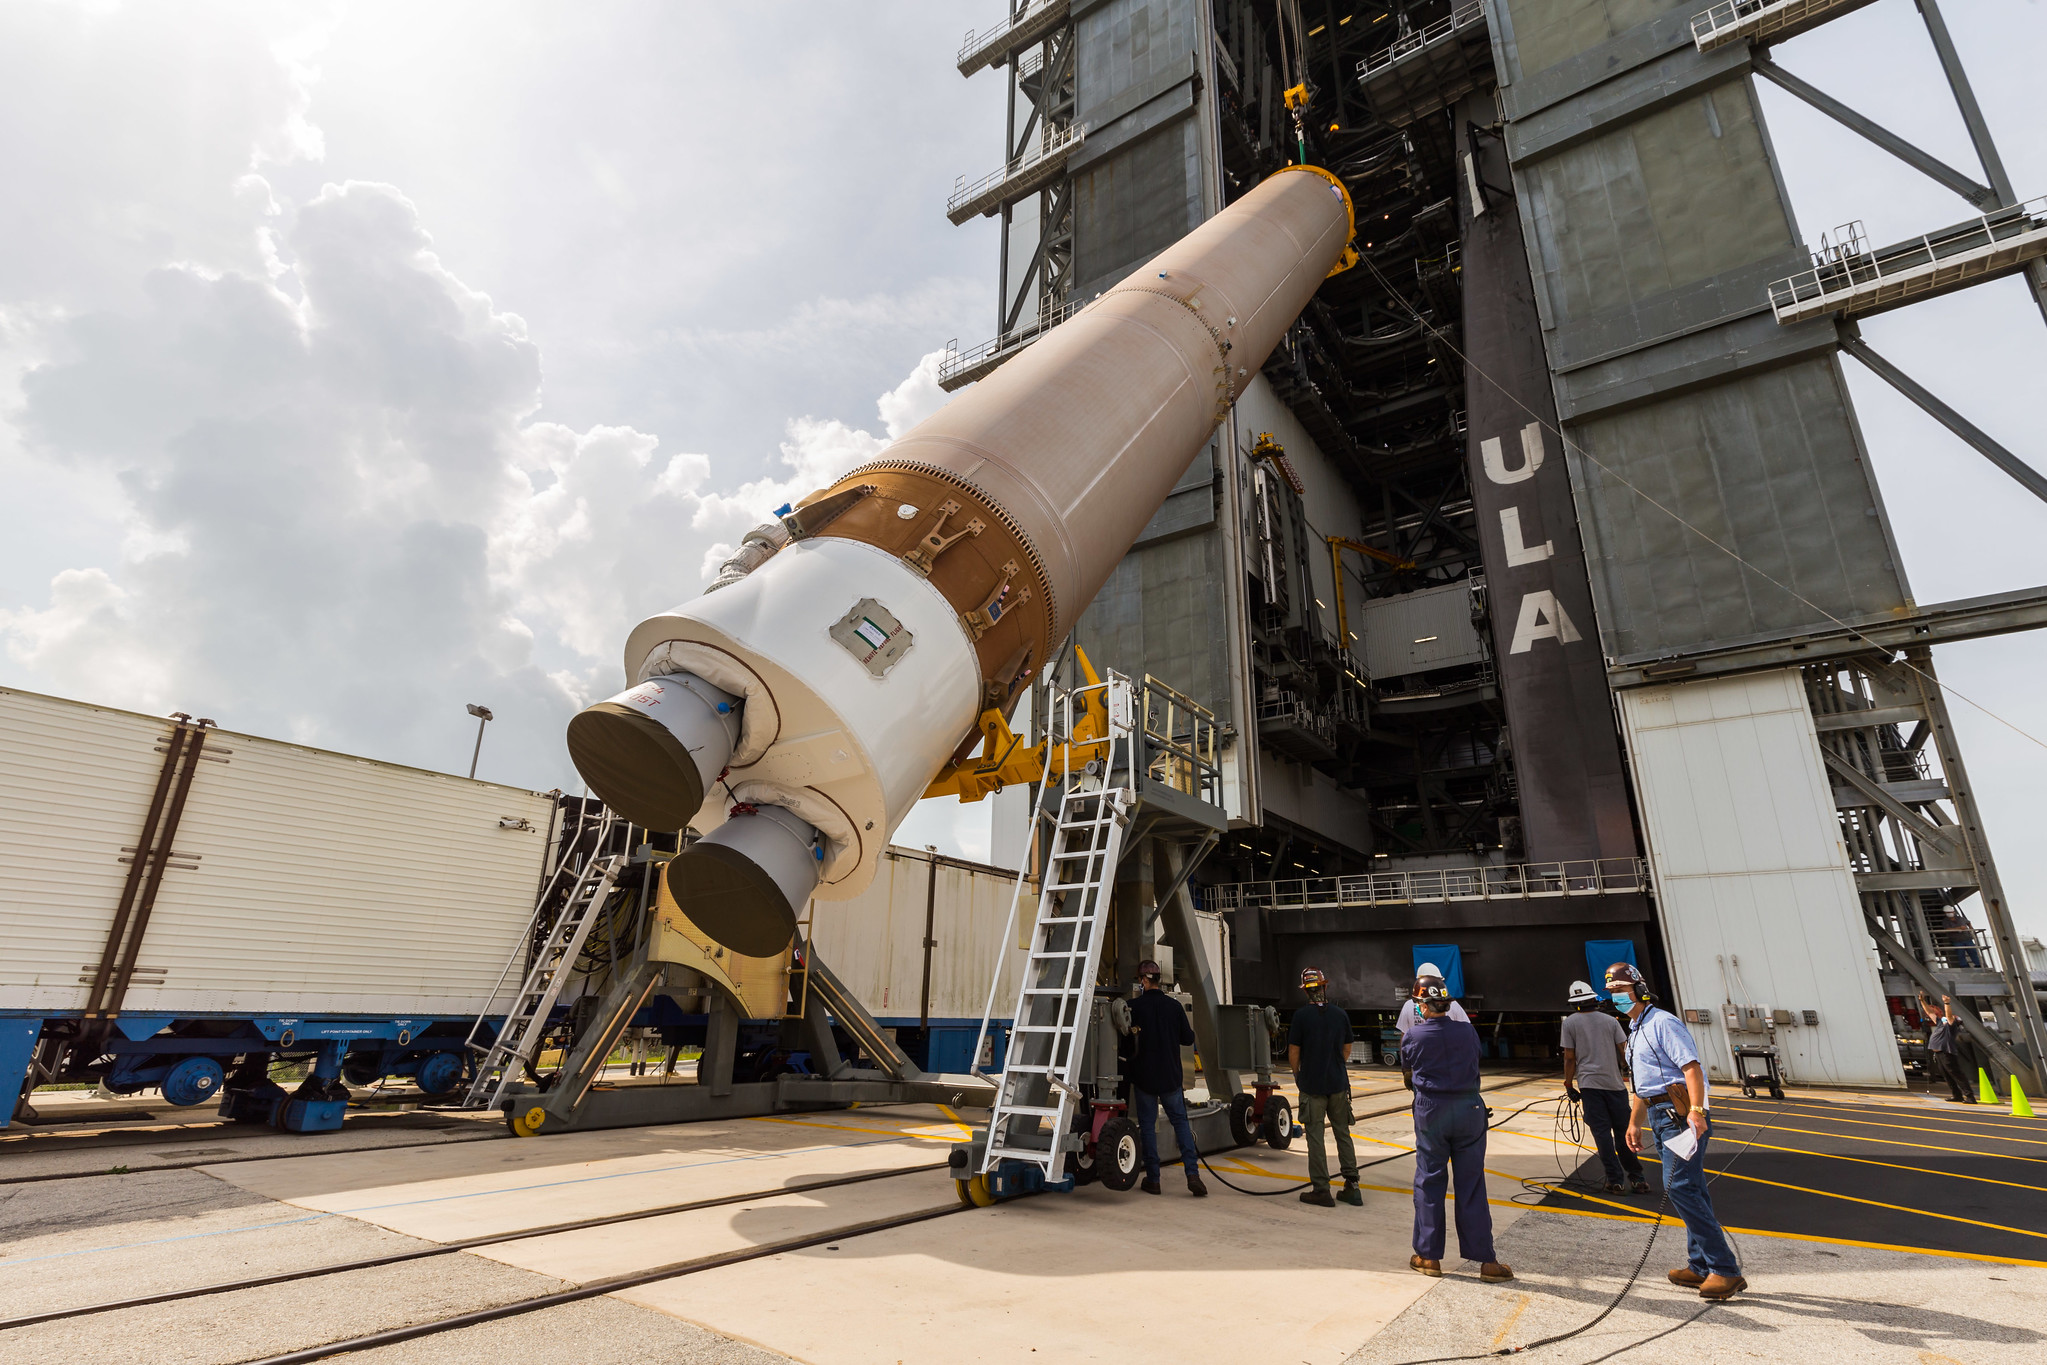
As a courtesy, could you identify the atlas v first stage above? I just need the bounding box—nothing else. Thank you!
[566,166,1356,956]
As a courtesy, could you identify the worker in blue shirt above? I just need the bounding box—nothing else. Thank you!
[1607,962,1745,1300]
[1399,974,1513,1283]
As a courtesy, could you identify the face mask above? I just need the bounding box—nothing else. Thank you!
[1611,991,1634,1007]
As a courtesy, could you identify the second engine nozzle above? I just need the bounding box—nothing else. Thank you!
[566,672,740,832]
[666,804,821,956]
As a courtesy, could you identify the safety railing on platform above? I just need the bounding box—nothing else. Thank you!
[1767,196,2047,323]
[938,297,1085,389]
[946,122,1087,222]
[1357,0,1486,78]
[1140,675,1222,807]
[1206,857,1649,913]
[1689,0,1864,51]
[957,0,1071,76]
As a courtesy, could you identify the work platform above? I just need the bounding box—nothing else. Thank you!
[1769,197,2047,324]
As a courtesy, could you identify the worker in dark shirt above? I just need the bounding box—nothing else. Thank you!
[1918,991,1975,1103]
[1126,959,1207,1196]
[1289,966,1361,1207]
[1399,975,1512,1282]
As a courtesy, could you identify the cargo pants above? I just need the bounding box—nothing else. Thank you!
[1300,1088,1358,1190]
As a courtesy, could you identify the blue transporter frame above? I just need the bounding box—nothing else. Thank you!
[3,1011,482,1134]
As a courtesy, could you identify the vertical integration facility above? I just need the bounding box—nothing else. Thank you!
[942,0,2047,1090]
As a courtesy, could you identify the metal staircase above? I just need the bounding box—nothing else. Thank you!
[462,841,626,1110]
[981,679,1135,1179]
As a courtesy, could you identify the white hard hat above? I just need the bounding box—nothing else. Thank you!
[1567,980,1600,1005]
[1416,961,1442,979]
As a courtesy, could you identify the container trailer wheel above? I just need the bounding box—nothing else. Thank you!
[508,1105,548,1137]
[341,1053,385,1088]
[161,1057,224,1107]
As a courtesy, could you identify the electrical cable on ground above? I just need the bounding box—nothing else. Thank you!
[1353,254,2047,755]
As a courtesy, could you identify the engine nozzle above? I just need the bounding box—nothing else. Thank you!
[566,672,740,832]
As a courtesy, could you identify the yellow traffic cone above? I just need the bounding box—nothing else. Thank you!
[2014,1081,2036,1119]
[1978,1069,1998,1105]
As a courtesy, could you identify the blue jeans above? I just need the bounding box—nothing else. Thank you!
[1651,1103,1740,1277]
[1133,1086,1199,1179]
[1412,1093,1496,1263]
[1581,1088,1644,1184]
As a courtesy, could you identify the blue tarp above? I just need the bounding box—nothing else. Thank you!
[1412,944,1464,1001]
[1586,938,1639,993]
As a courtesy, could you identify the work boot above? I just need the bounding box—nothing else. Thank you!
[1698,1274,1747,1300]
[1480,1263,1514,1283]
[1186,1172,1208,1197]
[1667,1268,1705,1288]
[1409,1255,1442,1277]
[1603,1181,1624,1193]
[1337,1181,1363,1207]
[1631,1180,1652,1194]
[1300,1186,1336,1207]
[1141,1177,1161,1196]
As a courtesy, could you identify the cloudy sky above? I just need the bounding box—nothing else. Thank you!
[1,2,2043,940]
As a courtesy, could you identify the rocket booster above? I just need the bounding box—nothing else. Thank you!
[567,166,1355,955]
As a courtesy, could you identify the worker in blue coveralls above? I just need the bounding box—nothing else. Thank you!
[1127,959,1207,1197]
[1399,973,1513,1283]
[1607,961,1746,1301]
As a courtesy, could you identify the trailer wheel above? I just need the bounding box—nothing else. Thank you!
[1227,1092,1260,1147]
[1099,1116,1143,1190]
[1262,1095,1294,1150]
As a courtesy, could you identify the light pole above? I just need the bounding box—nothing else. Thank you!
[466,703,494,780]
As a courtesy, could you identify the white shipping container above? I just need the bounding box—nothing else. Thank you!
[1619,669,1905,1089]
[805,846,1029,1024]
[1,686,558,1019]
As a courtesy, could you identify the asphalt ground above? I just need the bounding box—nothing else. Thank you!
[1527,1092,2047,1266]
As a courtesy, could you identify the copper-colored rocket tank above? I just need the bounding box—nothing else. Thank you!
[796,165,1356,713]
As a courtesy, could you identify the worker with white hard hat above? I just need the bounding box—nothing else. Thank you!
[1395,961,1469,1038]
[1560,979,1648,1194]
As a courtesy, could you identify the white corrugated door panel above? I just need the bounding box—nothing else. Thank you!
[1620,670,1904,1089]
[0,687,555,1017]
[1,690,180,1011]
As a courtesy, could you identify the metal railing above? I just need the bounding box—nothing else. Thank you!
[938,296,1085,388]
[946,122,1087,221]
[1256,688,1337,748]
[1357,1,1487,78]
[1140,676,1222,807]
[1207,857,1649,913]
[958,0,1069,74]
[1767,196,2047,322]
[1690,0,1861,51]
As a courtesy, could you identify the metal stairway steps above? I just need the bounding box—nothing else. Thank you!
[460,844,626,1111]
[980,680,1137,1178]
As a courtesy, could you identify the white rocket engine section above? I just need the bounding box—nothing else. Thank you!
[569,166,1358,956]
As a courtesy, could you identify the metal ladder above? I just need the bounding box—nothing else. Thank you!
[981,678,1135,1179]
[461,849,625,1110]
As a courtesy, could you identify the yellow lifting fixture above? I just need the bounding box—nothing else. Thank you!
[922,648,1114,803]
[1327,535,1416,657]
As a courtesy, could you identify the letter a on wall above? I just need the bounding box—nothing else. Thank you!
[1509,590,1582,654]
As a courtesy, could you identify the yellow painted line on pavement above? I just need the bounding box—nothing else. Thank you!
[935,1104,975,1140]
[1709,1103,2047,1148]
[1507,1200,2047,1268]
[1493,1118,2047,1195]
[1686,1117,2047,1165]
[745,1116,956,1144]
[1491,1293,1532,1349]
